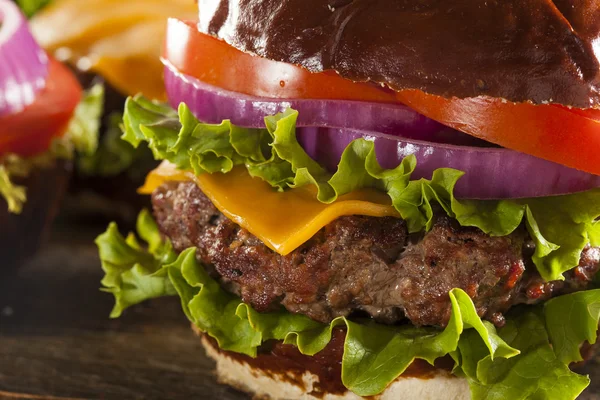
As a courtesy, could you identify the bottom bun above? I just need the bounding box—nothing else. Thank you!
[198,328,470,400]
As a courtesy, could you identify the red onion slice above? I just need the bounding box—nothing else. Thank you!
[163,60,600,199]
[163,60,489,147]
[296,128,600,199]
[0,0,49,117]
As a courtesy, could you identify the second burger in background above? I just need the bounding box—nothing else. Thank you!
[1,0,102,267]
[24,0,197,223]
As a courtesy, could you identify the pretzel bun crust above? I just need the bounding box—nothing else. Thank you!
[198,0,600,108]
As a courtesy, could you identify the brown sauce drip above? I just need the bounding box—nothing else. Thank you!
[203,328,454,397]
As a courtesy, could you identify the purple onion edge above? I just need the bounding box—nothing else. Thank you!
[162,60,600,200]
[0,0,49,117]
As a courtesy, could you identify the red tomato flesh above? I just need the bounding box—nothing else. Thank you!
[0,57,82,157]
[164,19,398,103]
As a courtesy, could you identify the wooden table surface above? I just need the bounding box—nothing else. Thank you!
[0,220,247,400]
[1,220,599,400]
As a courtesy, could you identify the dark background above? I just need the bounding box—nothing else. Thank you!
[0,220,599,400]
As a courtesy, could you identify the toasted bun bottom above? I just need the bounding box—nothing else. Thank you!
[200,336,470,400]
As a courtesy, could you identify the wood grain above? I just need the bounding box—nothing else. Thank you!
[0,222,598,399]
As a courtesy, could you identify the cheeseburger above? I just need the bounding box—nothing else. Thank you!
[98,1,600,399]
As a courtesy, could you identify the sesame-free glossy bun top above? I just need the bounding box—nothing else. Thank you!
[198,0,600,108]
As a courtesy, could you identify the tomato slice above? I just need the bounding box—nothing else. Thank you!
[166,19,600,175]
[165,19,398,103]
[395,91,600,175]
[0,57,82,157]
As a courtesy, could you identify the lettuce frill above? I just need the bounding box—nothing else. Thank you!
[77,112,156,179]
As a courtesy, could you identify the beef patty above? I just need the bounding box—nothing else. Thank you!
[152,181,600,328]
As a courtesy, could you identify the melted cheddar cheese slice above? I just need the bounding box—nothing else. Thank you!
[141,162,400,256]
[30,0,197,99]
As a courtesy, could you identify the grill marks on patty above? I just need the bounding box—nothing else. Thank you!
[152,181,600,328]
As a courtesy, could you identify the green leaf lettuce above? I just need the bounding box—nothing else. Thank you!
[545,289,600,364]
[98,211,596,399]
[16,0,51,18]
[456,310,590,400]
[77,112,156,179]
